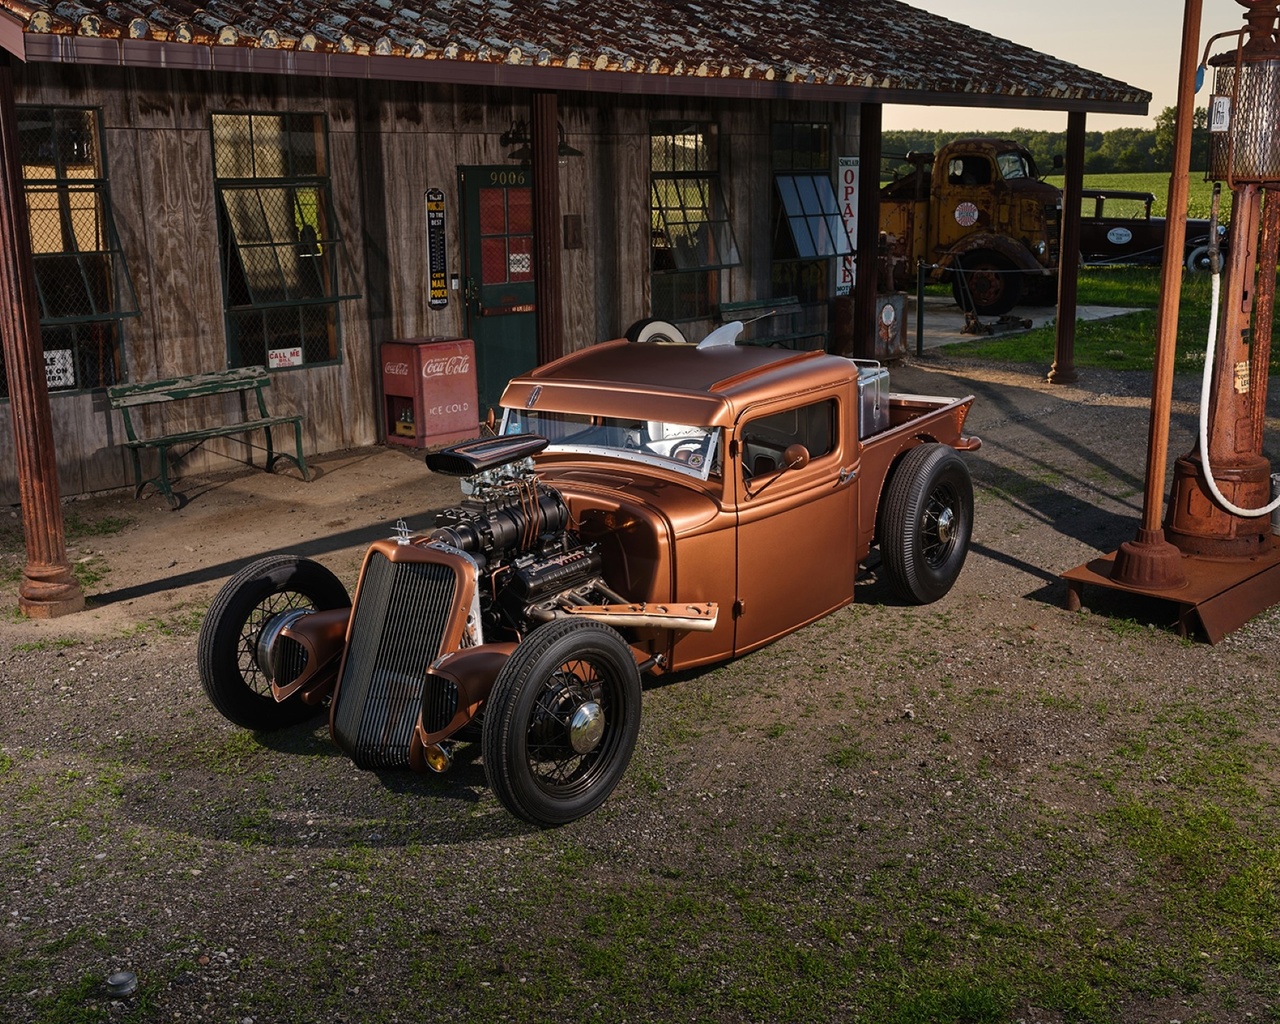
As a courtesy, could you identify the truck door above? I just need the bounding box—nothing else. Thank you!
[936,153,995,250]
[732,389,857,655]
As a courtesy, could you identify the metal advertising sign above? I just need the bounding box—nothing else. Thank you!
[837,156,859,296]
[426,188,449,309]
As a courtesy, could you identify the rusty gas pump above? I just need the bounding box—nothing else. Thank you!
[1064,0,1280,641]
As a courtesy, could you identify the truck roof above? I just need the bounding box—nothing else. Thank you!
[499,339,854,427]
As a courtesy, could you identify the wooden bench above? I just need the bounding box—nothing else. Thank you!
[108,366,310,509]
[719,296,826,351]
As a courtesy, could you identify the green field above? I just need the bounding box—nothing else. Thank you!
[1044,171,1220,220]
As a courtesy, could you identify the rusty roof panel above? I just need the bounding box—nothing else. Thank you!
[0,0,1152,111]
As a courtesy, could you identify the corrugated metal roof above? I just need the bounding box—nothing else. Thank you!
[0,0,1151,112]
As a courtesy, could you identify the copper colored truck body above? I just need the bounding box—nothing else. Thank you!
[198,333,979,826]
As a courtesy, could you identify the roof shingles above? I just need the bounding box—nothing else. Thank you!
[0,0,1151,110]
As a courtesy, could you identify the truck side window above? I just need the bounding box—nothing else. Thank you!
[740,399,836,477]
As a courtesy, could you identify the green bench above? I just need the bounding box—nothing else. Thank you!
[108,366,310,509]
[719,296,826,351]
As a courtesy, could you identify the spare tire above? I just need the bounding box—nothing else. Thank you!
[625,318,688,345]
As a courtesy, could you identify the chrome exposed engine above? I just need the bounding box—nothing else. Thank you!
[425,436,623,640]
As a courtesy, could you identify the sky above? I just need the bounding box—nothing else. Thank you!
[884,0,1250,132]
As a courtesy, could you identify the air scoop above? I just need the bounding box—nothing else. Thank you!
[425,433,549,476]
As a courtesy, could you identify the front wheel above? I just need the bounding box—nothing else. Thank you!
[482,619,642,827]
[1186,245,1212,274]
[951,251,1022,315]
[878,444,974,604]
[197,555,350,730]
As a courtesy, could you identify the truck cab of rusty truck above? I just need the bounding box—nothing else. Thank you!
[880,138,1062,316]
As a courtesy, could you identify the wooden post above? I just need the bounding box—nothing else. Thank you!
[0,53,84,617]
[531,90,564,365]
[1109,0,1201,589]
[1048,110,1086,385]
[853,102,882,359]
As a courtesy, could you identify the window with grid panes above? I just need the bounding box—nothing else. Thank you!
[771,123,850,304]
[211,112,349,370]
[0,107,138,399]
[649,123,740,322]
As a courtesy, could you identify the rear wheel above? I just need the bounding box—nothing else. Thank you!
[952,251,1022,315]
[197,556,349,730]
[482,619,641,826]
[878,444,974,604]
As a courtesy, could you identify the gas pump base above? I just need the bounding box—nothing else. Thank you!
[1063,536,1280,644]
[1164,452,1274,558]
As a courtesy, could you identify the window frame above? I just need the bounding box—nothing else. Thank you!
[769,122,848,307]
[649,121,741,323]
[1,105,139,399]
[210,110,353,372]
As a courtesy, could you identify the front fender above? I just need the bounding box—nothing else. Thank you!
[415,643,519,747]
[275,607,352,705]
[939,233,1046,274]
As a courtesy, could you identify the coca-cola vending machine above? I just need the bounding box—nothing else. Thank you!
[380,338,478,449]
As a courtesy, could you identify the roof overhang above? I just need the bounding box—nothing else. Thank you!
[13,33,1148,115]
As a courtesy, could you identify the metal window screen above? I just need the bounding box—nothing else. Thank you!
[2,107,138,397]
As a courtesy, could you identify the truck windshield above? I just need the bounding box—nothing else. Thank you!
[997,152,1036,180]
[501,408,723,482]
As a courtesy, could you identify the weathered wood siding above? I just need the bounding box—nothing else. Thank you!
[0,66,862,504]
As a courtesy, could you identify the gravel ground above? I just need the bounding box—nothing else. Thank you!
[1,353,1278,1024]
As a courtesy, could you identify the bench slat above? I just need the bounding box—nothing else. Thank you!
[122,416,302,448]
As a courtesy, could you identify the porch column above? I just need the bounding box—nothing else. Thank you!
[0,53,84,618]
[853,101,883,359]
[531,90,564,365]
[1049,110,1086,385]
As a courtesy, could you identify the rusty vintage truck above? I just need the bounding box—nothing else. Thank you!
[197,321,981,826]
[880,137,1062,316]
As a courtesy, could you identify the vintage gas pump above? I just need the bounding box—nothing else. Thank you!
[1165,0,1280,554]
[1064,0,1280,641]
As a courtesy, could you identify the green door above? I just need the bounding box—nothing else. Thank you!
[459,166,537,413]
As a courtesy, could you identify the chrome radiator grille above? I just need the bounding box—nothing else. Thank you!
[332,551,458,769]
[421,676,459,735]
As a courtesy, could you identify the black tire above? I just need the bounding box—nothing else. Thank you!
[197,555,350,730]
[878,444,974,604]
[482,619,642,827]
[625,318,687,345]
[1186,245,1211,274]
[951,251,1022,316]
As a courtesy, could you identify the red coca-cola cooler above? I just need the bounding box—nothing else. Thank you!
[380,338,478,448]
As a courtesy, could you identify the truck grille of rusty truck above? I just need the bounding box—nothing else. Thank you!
[330,543,471,770]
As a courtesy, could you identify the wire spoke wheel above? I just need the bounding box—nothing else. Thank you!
[484,620,641,826]
[197,556,349,730]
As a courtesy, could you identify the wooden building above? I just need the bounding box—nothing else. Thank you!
[0,0,1148,614]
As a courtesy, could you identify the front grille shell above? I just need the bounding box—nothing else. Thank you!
[330,540,477,770]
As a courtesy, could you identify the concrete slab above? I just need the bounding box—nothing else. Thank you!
[902,294,1146,351]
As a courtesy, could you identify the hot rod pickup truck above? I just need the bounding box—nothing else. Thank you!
[198,321,981,826]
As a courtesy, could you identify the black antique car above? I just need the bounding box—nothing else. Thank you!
[1076,188,1225,272]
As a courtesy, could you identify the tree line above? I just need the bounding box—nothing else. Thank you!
[881,106,1208,178]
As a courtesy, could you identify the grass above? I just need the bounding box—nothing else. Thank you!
[938,265,1280,375]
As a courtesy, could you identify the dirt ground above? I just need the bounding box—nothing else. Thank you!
[2,352,1279,1023]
